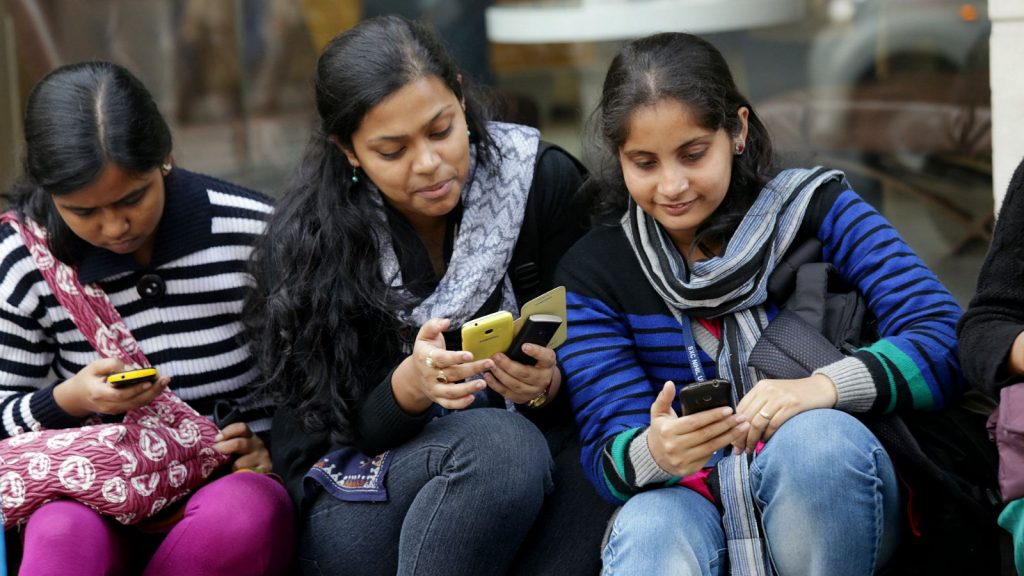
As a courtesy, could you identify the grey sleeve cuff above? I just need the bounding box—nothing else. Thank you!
[814,356,876,412]
[628,428,675,486]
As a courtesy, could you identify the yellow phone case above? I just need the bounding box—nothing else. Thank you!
[461,311,514,360]
[107,367,159,388]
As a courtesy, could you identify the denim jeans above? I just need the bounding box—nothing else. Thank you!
[298,408,560,576]
[601,409,901,576]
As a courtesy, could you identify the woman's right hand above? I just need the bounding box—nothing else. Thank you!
[53,357,169,418]
[391,318,490,413]
[647,381,749,477]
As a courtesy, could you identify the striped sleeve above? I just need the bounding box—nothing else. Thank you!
[0,224,81,438]
[816,189,965,413]
[559,289,670,503]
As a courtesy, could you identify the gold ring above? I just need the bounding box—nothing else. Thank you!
[758,410,772,420]
[425,353,435,369]
[435,369,448,384]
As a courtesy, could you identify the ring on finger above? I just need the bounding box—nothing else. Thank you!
[758,409,773,420]
[424,352,435,369]
[435,369,448,384]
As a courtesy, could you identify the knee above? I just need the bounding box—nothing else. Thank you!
[605,489,725,572]
[759,409,887,480]
[25,500,109,545]
[447,409,551,489]
[611,491,679,541]
[189,473,294,540]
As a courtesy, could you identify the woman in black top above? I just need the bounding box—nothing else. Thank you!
[244,15,611,576]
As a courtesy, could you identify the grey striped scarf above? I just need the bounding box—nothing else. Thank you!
[622,166,843,575]
[375,122,540,332]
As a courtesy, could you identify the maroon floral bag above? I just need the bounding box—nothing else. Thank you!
[0,212,229,527]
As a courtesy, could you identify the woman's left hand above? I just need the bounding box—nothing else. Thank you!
[483,343,559,405]
[732,374,837,454]
[214,422,272,473]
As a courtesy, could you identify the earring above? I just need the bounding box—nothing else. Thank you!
[734,142,745,156]
[467,128,472,137]
[351,168,360,183]
[161,162,173,175]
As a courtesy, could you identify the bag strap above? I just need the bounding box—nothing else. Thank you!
[509,141,586,305]
[0,211,149,369]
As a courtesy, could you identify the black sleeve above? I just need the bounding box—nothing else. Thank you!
[353,367,432,455]
[958,157,1024,396]
[270,405,330,507]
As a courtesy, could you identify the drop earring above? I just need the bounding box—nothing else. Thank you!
[351,169,360,184]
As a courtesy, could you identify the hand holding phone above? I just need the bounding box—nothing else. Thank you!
[106,367,159,389]
[506,314,562,366]
[678,379,733,416]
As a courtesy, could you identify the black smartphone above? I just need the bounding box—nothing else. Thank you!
[107,367,159,389]
[678,379,733,416]
[506,314,562,366]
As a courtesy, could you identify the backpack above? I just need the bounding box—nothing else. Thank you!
[750,237,1010,575]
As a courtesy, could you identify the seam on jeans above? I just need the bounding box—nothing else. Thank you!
[601,513,623,575]
[867,445,885,574]
[297,556,326,576]
[405,445,457,575]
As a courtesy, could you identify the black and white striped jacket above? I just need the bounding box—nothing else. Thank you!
[0,169,273,438]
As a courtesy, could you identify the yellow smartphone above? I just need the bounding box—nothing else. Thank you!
[106,367,159,389]
[461,311,514,360]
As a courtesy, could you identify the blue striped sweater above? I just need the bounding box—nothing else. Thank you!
[0,169,274,439]
[555,182,965,504]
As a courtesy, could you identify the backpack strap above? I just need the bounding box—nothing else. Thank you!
[509,141,586,305]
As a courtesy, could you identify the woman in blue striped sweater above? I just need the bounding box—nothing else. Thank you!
[0,62,292,575]
[556,33,964,575]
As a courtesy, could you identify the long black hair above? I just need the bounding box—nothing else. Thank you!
[244,16,495,443]
[3,61,172,264]
[587,32,774,252]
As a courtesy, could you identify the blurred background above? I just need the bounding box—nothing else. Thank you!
[0,0,1004,304]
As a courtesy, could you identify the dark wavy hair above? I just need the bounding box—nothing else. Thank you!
[3,61,172,264]
[586,32,774,252]
[243,16,496,444]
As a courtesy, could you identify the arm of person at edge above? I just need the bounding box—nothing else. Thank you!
[959,156,1024,396]
[484,147,588,406]
[734,181,964,453]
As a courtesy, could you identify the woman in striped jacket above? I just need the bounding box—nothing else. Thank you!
[0,62,292,575]
[555,33,964,575]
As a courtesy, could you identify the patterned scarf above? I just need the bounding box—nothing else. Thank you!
[375,122,541,333]
[621,167,843,575]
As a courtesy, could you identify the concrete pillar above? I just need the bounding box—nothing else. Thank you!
[990,0,1024,208]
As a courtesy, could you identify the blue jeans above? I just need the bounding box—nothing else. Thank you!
[602,409,901,576]
[298,408,554,576]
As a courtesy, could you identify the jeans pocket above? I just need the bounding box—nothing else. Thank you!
[298,557,325,576]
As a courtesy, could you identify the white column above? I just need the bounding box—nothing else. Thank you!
[990,0,1024,208]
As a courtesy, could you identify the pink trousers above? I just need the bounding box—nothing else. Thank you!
[18,471,294,576]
